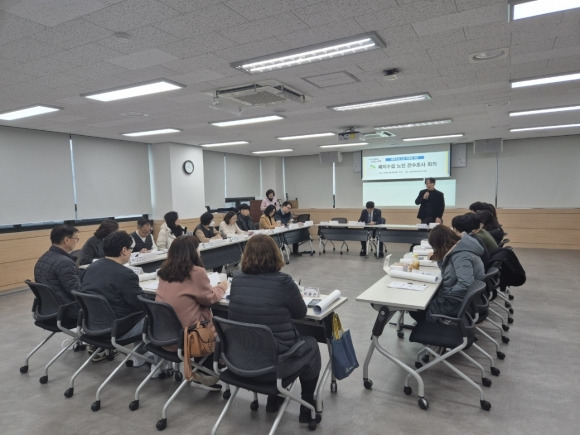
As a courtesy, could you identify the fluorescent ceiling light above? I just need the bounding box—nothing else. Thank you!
[122,128,181,137]
[509,105,580,116]
[200,141,249,148]
[211,115,284,127]
[83,79,184,102]
[319,142,368,149]
[511,72,580,88]
[0,105,61,120]
[329,93,431,112]
[510,0,580,21]
[403,134,464,142]
[277,132,334,141]
[232,32,385,74]
[252,149,294,155]
[375,119,452,130]
[510,123,580,132]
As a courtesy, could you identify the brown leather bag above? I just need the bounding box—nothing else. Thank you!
[183,318,215,381]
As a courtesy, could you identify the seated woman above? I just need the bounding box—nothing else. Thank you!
[259,205,280,230]
[156,235,228,386]
[194,212,222,243]
[218,211,247,238]
[260,188,279,212]
[451,213,490,267]
[469,201,505,243]
[229,235,321,422]
[476,209,504,245]
[410,225,485,322]
[79,218,118,265]
[157,211,186,250]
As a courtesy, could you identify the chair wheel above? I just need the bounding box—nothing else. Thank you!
[310,252,314,256]
[106,354,115,361]
[418,398,429,410]
[126,360,134,367]
[158,371,166,379]
[397,332,404,339]
[421,354,430,363]
[250,400,259,411]
[363,379,373,390]
[129,400,139,411]
[403,386,412,395]
[501,336,510,344]
[491,367,500,376]
[480,400,491,411]
[156,418,167,431]
[508,294,514,300]
[20,366,28,374]
[415,361,423,369]
[167,368,174,377]
[91,400,101,412]
[497,351,506,360]
[308,419,318,431]
[330,381,337,393]
[504,302,511,308]
[482,377,492,387]
[508,316,514,323]
[64,388,74,398]
[502,324,509,332]
[175,372,183,381]
[223,390,231,400]
[39,376,48,384]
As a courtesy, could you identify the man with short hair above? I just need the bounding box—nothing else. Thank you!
[80,231,145,362]
[275,201,293,226]
[415,177,445,224]
[130,217,157,252]
[358,201,384,257]
[236,203,257,231]
[34,224,81,304]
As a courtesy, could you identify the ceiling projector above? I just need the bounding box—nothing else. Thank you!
[337,131,365,141]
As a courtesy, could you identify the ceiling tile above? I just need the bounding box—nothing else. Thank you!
[107,48,179,70]
[0,10,47,44]
[0,37,62,62]
[97,26,179,54]
[50,43,124,67]
[162,33,237,58]
[219,12,309,45]
[158,0,217,13]
[2,0,107,26]
[224,0,320,21]
[412,4,505,36]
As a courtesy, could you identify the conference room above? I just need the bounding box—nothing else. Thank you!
[1,0,580,433]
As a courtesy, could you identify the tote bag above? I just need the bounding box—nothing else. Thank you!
[330,313,359,380]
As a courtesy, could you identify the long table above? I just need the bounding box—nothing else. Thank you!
[355,273,440,409]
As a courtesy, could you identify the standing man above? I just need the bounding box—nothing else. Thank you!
[358,201,384,257]
[34,224,81,304]
[415,177,445,224]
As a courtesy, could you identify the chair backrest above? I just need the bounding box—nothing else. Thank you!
[296,213,310,223]
[213,316,278,378]
[331,217,347,224]
[137,296,183,347]
[456,280,487,321]
[71,290,116,336]
[25,280,62,320]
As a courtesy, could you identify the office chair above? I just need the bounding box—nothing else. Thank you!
[20,280,83,384]
[65,290,154,412]
[296,213,310,223]
[293,214,315,256]
[405,280,492,411]
[367,217,386,258]
[135,296,222,431]
[211,316,321,434]
[319,217,349,255]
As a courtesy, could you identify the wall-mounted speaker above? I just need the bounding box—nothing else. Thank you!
[319,151,342,164]
[474,138,503,154]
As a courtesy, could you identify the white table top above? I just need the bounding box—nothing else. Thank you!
[356,274,440,311]
[318,222,432,231]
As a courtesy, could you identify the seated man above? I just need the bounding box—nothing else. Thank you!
[130,217,157,253]
[34,224,81,304]
[80,231,145,362]
[274,201,294,226]
[358,201,384,257]
[451,213,490,267]
[236,203,257,231]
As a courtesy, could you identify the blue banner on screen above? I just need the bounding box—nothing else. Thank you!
[362,150,450,181]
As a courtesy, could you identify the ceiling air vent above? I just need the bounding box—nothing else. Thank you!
[364,130,396,139]
[209,81,307,107]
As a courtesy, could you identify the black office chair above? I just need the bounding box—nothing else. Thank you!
[293,214,315,256]
[135,296,221,431]
[367,217,386,257]
[65,290,153,412]
[211,316,321,434]
[405,280,492,411]
[20,280,82,383]
[318,217,349,255]
[296,214,310,223]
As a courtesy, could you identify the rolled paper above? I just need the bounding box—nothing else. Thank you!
[313,289,342,315]
[388,269,440,283]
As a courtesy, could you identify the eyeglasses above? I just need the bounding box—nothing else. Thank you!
[68,237,80,242]
[126,246,134,252]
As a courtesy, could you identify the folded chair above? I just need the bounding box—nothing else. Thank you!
[135,296,222,431]
[211,316,321,434]
[65,290,154,412]
[20,280,83,384]
[318,217,349,254]
[405,280,492,411]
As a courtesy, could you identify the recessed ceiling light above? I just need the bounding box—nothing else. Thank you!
[122,128,181,137]
[509,105,580,116]
[319,142,368,149]
[403,134,464,142]
[510,123,580,132]
[251,149,294,155]
[329,93,431,111]
[0,105,61,121]
[470,48,508,62]
[210,115,284,127]
[200,141,249,148]
[375,119,452,130]
[509,0,580,21]
[83,79,185,102]
[121,112,149,117]
[113,32,132,41]
[232,32,385,74]
[277,132,334,140]
[511,72,580,88]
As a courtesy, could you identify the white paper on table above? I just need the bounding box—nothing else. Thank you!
[138,272,158,282]
[388,269,440,283]
[388,281,427,291]
[126,265,143,275]
[412,248,433,256]
[207,272,220,286]
[142,281,159,291]
[313,290,341,315]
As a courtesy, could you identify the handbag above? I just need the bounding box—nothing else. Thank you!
[183,317,215,381]
[330,313,359,380]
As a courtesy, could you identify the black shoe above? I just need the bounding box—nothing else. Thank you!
[378,252,384,258]
[299,405,312,423]
[360,250,366,256]
[266,395,285,413]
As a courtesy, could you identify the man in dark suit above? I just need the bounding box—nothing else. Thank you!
[415,177,445,224]
[358,201,384,257]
